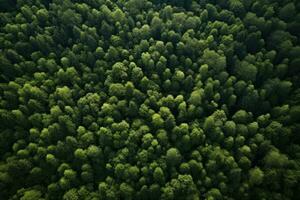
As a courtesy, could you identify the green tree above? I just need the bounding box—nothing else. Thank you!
[166,148,182,166]
[202,49,226,73]
[249,167,264,186]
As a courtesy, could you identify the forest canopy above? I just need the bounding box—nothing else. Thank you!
[1,0,300,199]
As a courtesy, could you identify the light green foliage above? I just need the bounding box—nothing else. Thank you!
[36,9,48,23]
[234,60,257,82]
[63,189,79,200]
[232,110,251,124]
[55,86,72,102]
[112,8,126,23]
[249,167,264,186]
[20,190,42,200]
[188,89,203,106]
[166,148,182,166]
[111,62,127,80]
[202,49,226,73]
[109,83,126,97]
[204,116,215,131]
[153,167,164,183]
[152,113,164,128]
[264,150,289,168]
[120,183,134,199]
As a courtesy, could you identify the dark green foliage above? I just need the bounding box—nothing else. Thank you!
[0,0,16,12]
[0,0,300,199]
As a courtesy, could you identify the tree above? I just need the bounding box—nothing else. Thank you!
[279,3,296,21]
[55,86,72,104]
[232,110,251,124]
[36,9,49,25]
[112,8,126,23]
[20,189,42,200]
[229,0,245,17]
[188,89,204,106]
[63,189,79,200]
[264,149,289,168]
[206,188,222,200]
[111,62,127,81]
[120,183,134,199]
[204,116,215,131]
[202,49,226,73]
[290,106,300,122]
[234,60,257,82]
[169,174,198,199]
[152,113,164,128]
[249,167,264,186]
[153,167,165,183]
[166,148,182,166]
[151,16,163,38]
[109,83,126,97]
[60,9,82,27]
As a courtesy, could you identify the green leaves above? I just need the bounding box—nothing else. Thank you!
[109,83,126,97]
[234,60,257,82]
[152,113,164,128]
[264,150,289,168]
[166,148,182,166]
[249,167,264,186]
[0,0,300,199]
[202,49,226,73]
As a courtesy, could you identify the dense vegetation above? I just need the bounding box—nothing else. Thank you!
[1,0,300,199]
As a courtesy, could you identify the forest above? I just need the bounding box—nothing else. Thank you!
[0,0,300,199]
